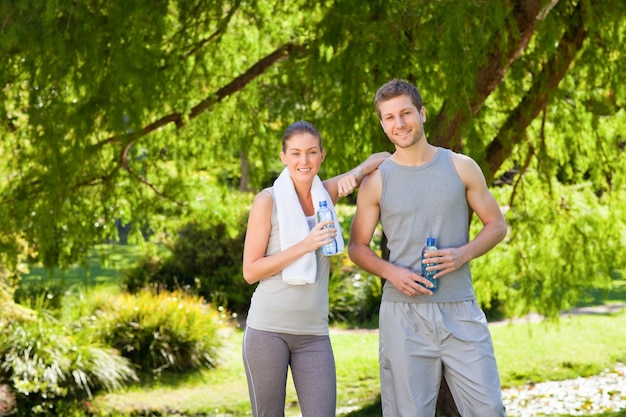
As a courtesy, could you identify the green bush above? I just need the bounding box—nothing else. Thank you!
[0,311,136,415]
[13,276,68,311]
[89,288,224,375]
[120,202,383,327]
[328,255,382,327]
[326,204,383,327]
[122,220,253,315]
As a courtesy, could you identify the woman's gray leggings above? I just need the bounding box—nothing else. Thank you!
[242,327,336,417]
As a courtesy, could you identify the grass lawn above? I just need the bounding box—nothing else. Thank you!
[21,244,149,289]
[19,245,626,416]
[87,312,626,417]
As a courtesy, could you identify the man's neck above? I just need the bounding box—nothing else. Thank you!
[390,143,438,167]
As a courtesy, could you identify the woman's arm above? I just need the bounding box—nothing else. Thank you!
[323,151,390,203]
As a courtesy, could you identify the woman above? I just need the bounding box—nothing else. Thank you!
[242,120,388,417]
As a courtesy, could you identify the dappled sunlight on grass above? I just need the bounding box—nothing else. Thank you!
[491,310,626,388]
[90,325,252,416]
[20,244,161,288]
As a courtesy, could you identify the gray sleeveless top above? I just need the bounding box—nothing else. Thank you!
[379,148,476,303]
[245,188,331,335]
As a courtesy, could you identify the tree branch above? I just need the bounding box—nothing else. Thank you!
[431,0,553,150]
[11,41,303,207]
[88,41,303,196]
[484,1,587,181]
[188,41,302,119]
[104,41,301,147]
[183,0,241,58]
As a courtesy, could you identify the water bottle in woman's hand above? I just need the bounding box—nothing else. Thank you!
[316,201,338,256]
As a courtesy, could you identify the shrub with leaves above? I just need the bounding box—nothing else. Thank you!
[13,277,68,311]
[0,312,137,415]
[123,219,253,315]
[327,204,383,327]
[328,255,382,327]
[90,288,224,375]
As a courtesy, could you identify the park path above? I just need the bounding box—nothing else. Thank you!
[498,303,626,416]
[501,362,626,416]
[489,302,626,326]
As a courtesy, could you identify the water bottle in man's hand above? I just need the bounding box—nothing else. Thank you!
[420,237,438,291]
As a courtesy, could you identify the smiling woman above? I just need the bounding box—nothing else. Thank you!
[241,120,389,417]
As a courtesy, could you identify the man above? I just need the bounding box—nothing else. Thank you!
[348,79,508,417]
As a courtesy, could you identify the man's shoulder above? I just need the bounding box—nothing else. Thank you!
[362,166,383,185]
[447,149,479,170]
[357,167,383,200]
[445,148,473,162]
[446,150,487,188]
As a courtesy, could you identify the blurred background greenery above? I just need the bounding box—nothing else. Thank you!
[2,0,626,415]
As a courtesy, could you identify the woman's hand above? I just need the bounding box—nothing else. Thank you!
[303,220,337,251]
[336,174,358,197]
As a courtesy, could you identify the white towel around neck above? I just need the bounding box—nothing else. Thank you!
[273,167,345,285]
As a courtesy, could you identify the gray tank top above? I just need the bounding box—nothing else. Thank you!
[245,188,331,335]
[379,148,476,303]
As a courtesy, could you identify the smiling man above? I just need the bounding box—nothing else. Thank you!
[348,79,508,417]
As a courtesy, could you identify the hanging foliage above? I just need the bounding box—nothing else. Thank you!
[0,0,624,318]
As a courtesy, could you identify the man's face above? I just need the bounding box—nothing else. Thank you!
[378,95,426,149]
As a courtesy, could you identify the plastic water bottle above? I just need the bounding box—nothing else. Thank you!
[420,237,438,291]
[316,200,338,256]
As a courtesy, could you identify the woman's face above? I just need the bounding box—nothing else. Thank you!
[280,132,325,182]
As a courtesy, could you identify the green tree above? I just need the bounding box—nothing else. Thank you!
[1,0,625,316]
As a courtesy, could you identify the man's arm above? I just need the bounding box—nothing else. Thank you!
[348,171,434,296]
[425,154,507,278]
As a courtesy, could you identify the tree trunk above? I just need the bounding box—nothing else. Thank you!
[485,0,587,180]
[431,0,548,152]
[437,376,460,417]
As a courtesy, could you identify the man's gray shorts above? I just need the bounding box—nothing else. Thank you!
[379,300,507,417]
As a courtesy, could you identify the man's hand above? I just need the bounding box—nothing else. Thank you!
[386,264,434,296]
[423,247,466,278]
